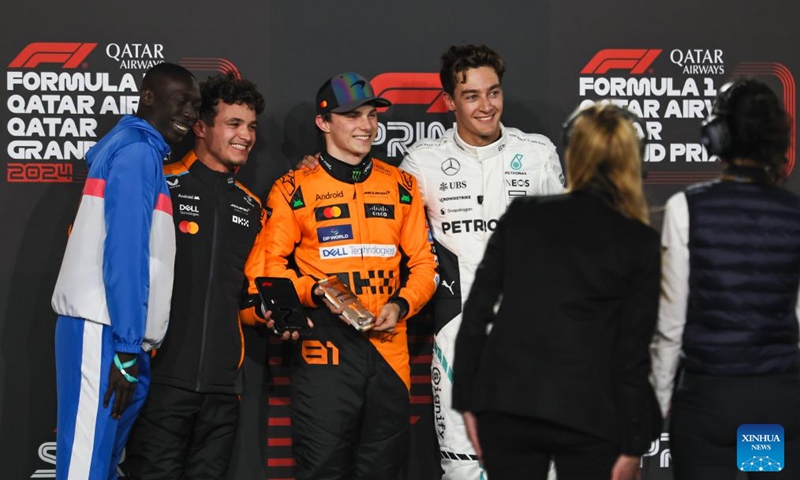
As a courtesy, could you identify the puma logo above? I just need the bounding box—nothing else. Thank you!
[441,280,455,295]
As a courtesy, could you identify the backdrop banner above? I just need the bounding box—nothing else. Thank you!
[2,1,797,479]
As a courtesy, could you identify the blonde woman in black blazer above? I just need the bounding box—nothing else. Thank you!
[453,104,662,480]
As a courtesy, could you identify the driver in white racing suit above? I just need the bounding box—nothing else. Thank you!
[400,44,565,480]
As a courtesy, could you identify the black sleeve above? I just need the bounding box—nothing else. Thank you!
[614,230,663,454]
[451,204,510,412]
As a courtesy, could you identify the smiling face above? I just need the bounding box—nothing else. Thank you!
[143,74,202,145]
[193,102,258,172]
[445,66,504,147]
[315,104,378,165]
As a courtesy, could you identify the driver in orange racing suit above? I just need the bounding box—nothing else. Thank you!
[260,71,438,480]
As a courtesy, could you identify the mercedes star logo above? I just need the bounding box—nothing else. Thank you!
[441,158,461,176]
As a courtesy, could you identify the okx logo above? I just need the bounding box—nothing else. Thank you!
[737,424,784,472]
[9,42,97,68]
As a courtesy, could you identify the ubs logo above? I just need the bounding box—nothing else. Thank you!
[439,181,467,191]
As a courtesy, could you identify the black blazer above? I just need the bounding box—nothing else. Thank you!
[452,189,662,455]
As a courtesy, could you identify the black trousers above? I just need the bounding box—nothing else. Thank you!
[123,383,240,480]
[670,371,800,480]
[290,308,410,480]
[477,411,619,480]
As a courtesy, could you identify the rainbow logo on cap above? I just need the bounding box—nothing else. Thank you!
[329,72,374,104]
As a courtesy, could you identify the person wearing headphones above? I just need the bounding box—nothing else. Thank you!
[452,103,662,480]
[651,78,800,479]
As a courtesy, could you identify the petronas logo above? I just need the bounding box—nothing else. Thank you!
[510,154,523,170]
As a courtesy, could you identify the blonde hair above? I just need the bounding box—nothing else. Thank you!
[565,104,649,224]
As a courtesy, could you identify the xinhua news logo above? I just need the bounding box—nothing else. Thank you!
[737,424,784,473]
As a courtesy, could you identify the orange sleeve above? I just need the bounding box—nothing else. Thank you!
[396,171,439,319]
[261,176,319,307]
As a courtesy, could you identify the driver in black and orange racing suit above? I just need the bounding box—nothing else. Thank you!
[260,74,438,479]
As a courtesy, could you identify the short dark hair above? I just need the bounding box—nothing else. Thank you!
[439,44,506,96]
[141,62,195,92]
[725,79,791,182]
[199,73,265,125]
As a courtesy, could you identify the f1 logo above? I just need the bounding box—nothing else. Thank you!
[581,49,662,75]
[9,42,97,69]
[370,73,449,113]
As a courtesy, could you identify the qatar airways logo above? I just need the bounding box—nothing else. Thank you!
[105,43,165,70]
[369,73,454,160]
[669,49,725,75]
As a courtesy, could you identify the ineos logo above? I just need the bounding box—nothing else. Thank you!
[441,158,460,176]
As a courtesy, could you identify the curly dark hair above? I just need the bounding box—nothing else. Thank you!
[199,73,265,125]
[724,79,792,182]
[439,44,506,96]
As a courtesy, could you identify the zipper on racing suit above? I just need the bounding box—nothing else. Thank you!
[195,179,222,391]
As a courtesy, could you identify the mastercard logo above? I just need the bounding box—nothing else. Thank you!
[314,203,350,222]
[179,220,199,234]
[322,206,343,218]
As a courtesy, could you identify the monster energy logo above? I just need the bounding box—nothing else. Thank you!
[352,170,362,181]
[510,154,523,170]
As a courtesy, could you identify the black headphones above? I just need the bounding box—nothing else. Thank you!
[700,80,747,159]
[562,103,648,161]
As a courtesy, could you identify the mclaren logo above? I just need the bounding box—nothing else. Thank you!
[441,158,460,176]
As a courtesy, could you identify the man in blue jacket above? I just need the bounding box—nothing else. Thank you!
[50,62,201,480]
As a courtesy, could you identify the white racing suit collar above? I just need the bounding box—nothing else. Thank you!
[452,123,508,162]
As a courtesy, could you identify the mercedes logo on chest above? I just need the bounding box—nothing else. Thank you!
[441,158,461,176]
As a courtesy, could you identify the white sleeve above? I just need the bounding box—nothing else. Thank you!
[399,150,428,205]
[649,191,689,418]
[538,146,566,195]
